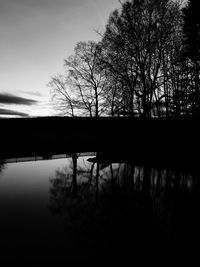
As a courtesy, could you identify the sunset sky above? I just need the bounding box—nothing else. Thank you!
[0,0,120,117]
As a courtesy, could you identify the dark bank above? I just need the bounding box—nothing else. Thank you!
[0,116,200,170]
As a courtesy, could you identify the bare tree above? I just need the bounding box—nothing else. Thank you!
[49,74,76,116]
[49,41,108,117]
[49,0,191,119]
[100,0,183,118]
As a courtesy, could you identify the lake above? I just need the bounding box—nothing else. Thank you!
[0,153,200,263]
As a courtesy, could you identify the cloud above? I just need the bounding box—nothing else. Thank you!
[0,93,37,105]
[0,108,28,117]
[20,91,43,97]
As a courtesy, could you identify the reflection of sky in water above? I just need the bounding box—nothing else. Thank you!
[0,155,120,243]
[0,158,74,242]
[0,158,69,198]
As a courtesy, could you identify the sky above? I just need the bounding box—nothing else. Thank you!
[0,0,121,117]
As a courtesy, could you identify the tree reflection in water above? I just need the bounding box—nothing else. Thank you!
[48,155,200,252]
[0,160,5,174]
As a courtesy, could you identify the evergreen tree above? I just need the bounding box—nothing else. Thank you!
[182,0,200,116]
[183,0,200,60]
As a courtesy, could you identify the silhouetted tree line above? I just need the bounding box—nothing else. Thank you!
[49,0,200,118]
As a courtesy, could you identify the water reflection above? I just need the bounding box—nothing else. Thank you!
[48,154,200,252]
[0,160,6,174]
[0,152,199,262]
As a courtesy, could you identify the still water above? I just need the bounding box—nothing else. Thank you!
[0,154,200,262]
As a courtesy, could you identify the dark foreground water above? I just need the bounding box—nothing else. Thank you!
[0,154,200,263]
